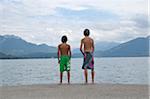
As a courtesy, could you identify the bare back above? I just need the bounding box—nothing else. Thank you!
[81,37,94,52]
[58,43,71,56]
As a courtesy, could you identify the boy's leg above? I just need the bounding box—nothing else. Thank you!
[84,69,88,83]
[91,69,94,83]
[60,72,63,84]
[67,71,70,84]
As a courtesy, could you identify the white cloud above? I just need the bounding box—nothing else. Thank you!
[1,0,147,16]
[0,0,148,48]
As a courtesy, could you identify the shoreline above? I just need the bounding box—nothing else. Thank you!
[1,83,149,99]
[0,56,149,60]
[1,82,149,87]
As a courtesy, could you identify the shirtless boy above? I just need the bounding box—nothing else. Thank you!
[80,29,95,84]
[58,35,71,84]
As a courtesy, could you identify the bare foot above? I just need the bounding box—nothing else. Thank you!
[84,81,88,85]
[58,82,62,85]
[92,80,94,84]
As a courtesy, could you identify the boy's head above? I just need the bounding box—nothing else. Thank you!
[61,35,68,43]
[84,29,90,36]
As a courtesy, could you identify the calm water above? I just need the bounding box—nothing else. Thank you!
[0,57,149,86]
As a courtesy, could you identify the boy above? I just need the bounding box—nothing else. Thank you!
[80,29,95,84]
[58,35,71,84]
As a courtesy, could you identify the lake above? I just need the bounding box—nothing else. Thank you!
[0,57,149,86]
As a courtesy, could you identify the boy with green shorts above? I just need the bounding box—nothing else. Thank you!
[58,35,71,84]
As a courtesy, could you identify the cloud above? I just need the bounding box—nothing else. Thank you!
[1,0,147,16]
[0,0,148,48]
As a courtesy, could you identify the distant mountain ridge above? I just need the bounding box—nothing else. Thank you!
[95,41,119,51]
[95,36,149,57]
[0,52,15,59]
[72,41,119,54]
[0,35,57,58]
[0,35,149,59]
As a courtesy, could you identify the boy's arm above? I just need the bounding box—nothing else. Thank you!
[68,45,71,59]
[80,39,84,56]
[57,45,61,63]
[92,39,94,53]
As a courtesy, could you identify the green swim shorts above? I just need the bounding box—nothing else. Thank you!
[60,56,70,72]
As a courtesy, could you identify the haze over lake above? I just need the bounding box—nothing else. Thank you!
[0,57,148,86]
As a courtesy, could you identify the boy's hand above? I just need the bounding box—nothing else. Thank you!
[58,60,60,64]
[83,53,87,58]
[82,52,84,56]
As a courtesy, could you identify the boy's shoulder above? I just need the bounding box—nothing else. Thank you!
[82,37,93,41]
[58,44,62,47]
[66,43,70,47]
[81,37,85,41]
[87,37,93,41]
[58,43,70,47]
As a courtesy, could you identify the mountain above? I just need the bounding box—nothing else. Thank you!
[0,52,15,59]
[72,41,119,56]
[23,52,57,58]
[95,41,119,51]
[0,35,57,58]
[0,35,149,58]
[96,36,149,57]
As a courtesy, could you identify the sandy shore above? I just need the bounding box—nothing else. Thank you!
[0,83,149,99]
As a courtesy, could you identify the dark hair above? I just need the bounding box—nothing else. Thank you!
[84,29,90,36]
[61,35,68,43]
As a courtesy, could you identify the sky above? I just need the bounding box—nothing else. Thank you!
[0,0,149,48]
